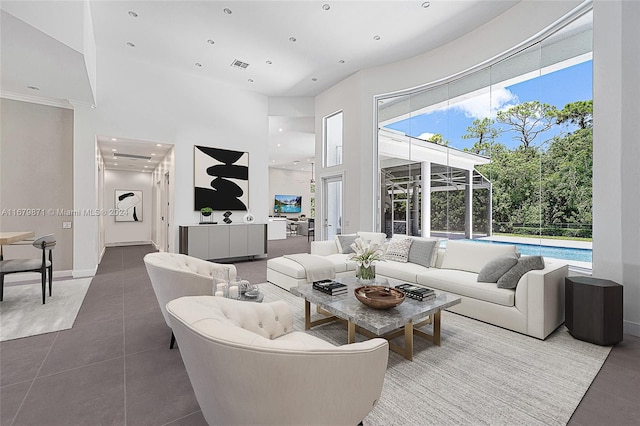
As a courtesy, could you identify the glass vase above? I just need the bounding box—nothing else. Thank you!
[356,264,376,284]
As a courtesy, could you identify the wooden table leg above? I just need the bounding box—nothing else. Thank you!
[433,310,441,346]
[404,321,414,361]
[304,300,311,330]
[348,321,356,344]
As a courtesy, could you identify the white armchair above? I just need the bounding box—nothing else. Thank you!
[143,252,237,348]
[167,296,389,426]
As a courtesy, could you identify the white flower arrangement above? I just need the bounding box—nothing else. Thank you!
[348,238,387,268]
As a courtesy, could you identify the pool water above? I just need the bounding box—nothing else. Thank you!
[461,239,593,263]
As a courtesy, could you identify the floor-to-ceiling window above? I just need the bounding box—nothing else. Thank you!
[376,9,593,269]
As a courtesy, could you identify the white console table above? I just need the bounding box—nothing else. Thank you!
[267,218,287,240]
[179,223,267,261]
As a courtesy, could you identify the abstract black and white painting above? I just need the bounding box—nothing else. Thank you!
[194,146,249,211]
[115,190,143,222]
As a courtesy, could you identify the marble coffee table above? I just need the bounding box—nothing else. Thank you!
[290,276,461,361]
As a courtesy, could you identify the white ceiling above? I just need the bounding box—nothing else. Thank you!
[97,136,174,173]
[1,1,520,171]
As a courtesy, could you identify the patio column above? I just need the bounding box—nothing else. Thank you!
[487,182,493,236]
[465,169,473,239]
[421,162,431,237]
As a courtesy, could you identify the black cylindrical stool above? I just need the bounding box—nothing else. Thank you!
[565,277,623,345]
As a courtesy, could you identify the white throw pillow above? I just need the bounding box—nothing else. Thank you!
[385,238,412,263]
[357,232,387,246]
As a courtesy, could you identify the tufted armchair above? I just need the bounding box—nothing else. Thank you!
[143,252,237,348]
[167,296,389,426]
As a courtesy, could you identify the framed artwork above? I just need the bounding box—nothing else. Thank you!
[115,190,143,222]
[194,146,249,211]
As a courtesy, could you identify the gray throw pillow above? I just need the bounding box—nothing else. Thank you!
[497,256,545,289]
[408,239,439,268]
[477,254,519,283]
[336,235,358,254]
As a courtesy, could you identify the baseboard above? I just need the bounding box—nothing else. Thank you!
[99,246,106,263]
[623,320,640,338]
[73,267,97,278]
[4,270,73,283]
[104,241,153,247]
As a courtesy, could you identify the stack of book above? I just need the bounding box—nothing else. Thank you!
[395,284,436,301]
[312,280,348,296]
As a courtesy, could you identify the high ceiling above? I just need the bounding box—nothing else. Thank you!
[1,1,519,171]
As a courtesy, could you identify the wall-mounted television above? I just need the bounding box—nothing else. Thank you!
[274,194,302,214]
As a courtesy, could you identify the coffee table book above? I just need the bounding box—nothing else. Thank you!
[313,280,348,296]
[395,284,436,301]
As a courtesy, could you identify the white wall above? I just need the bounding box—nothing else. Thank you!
[269,168,313,218]
[72,49,269,265]
[103,170,153,245]
[151,146,175,252]
[592,0,640,336]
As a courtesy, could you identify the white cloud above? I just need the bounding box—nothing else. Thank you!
[443,87,519,119]
[417,132,435,140]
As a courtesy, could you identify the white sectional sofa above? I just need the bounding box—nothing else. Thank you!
[267,232,568,339]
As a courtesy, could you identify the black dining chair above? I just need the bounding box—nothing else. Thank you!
[307,218,315,242]
[0,234,56,304]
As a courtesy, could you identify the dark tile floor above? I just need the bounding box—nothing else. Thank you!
[1,244,638,425]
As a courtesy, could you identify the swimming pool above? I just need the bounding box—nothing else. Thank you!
[459,239,593,263]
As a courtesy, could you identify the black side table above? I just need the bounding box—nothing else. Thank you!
[565,277,623,345]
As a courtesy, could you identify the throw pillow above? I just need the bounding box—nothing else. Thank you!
[336,234,358,254]
[385,238,413,263]
[497,256,545,289]
[408,239,439,268]
[477,254,519,283]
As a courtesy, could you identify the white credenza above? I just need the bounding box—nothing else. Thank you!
[179,224,267,261]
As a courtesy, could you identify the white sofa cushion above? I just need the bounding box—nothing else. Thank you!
[416,269,515,306]
[357,232,387,246]
[375,260,431,283]
[440,240,517,274]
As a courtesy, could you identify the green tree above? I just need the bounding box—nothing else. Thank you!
[496,101,558,149]
[427,133,449,146]
[556,100,593,129]
[462,118,499,155]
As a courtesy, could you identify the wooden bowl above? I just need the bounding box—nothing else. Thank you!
[354,285,405,310]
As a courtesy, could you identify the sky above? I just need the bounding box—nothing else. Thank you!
[384,60,593,151]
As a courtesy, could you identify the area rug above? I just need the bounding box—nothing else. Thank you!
[0,278,91,341]
[258,283,611,425]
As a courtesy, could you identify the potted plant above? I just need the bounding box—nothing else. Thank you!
[200,207,213,217]
[348,238,388,284]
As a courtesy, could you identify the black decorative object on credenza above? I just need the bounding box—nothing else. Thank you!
[565,277,623,346]
[223,211,232,224]
[194,146,249,211]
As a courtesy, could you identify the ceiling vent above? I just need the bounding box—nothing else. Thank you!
[230,59,249,70]
[113,153,152,160]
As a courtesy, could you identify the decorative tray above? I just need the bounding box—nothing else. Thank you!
[354,285,405,310]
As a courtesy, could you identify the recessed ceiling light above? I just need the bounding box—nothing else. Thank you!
[112,148,117,152]
[373,35,381,41]
[128,11,138,17]
[207,39,215,45]
[223,8,232,14]
[289,37,297,42]
[266,60,272,65]
[126,42,135,47]
[248,79,254,83]
[111,138,117,141]
[27,86,40,90]
[278,128,283,132]
[307,159,311,162]
[144,166,148,168]
[421,2,431,8]
[156,144,162,147]
[151,153,156,156]
[312,78,318,82]
[195,62,202,67]
[147,160,151,163]
[272,160,276,163]
[114,163,118,166]
[277,143,281,147]
[322,4,330,10]
[339,59,345,64]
